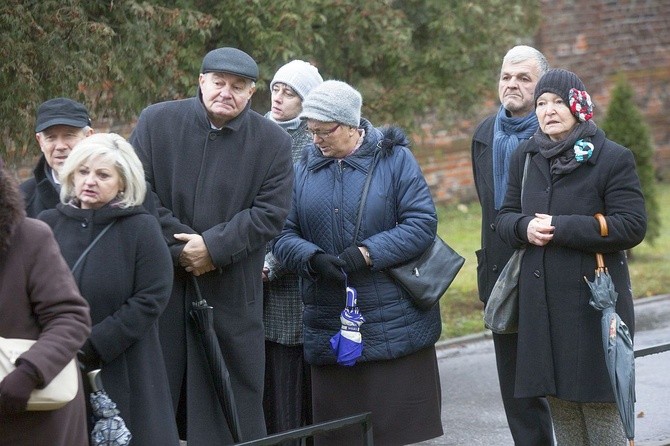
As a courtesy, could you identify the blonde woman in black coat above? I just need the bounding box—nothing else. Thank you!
[496,69,647,445]
[38,133,180,446]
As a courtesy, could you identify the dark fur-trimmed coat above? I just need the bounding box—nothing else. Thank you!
[0,169,91,446]
[274,120,442,365]
[495,128,647,402]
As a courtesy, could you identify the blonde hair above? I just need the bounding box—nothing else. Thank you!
[59,133,146,208]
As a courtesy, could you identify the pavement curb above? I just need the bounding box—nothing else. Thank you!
[436,293,670,352]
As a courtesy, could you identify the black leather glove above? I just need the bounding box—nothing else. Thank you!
[339,246,368,273]
[0,360,42,414]
[309,253,346,283]
[77,339,101,373]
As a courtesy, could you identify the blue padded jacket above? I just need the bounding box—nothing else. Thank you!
[273,119,442,365]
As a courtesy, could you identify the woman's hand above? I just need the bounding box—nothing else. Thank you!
[527,213,555,246]
[0,361,41,414]
[339,246,369,273]
[309,253,346,283]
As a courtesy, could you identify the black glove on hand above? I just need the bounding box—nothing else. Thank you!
[0,360,42,414]
[77,339,102,373]
[310,253,346,283]
[339,246,368,273]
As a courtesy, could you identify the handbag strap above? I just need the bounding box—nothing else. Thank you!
[352,152,379,244]
[71,221,115,273]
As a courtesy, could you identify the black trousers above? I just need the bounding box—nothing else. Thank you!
[493,332,554,446]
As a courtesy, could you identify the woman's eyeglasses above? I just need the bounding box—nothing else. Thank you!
[307,124,341,138]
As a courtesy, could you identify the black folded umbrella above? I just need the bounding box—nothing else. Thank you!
[585,214,635,446]
[189,275,243,443]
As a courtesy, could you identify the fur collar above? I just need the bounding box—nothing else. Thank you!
[0,168,26,253]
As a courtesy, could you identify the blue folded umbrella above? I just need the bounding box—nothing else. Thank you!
[88,370,132,446]
[330,285,365,366]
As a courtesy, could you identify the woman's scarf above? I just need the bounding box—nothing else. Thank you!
[534,120,598,175]
[264,112,302,132]
[492,106,538,209]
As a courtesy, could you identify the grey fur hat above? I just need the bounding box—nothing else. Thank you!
[300,80,362,127]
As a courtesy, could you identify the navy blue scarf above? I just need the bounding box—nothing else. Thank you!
[492,106,538,209]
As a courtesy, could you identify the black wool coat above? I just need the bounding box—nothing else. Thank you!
[130,96,293,444]
[471,114,530,304]
[20,156,60,218]
[495,128,647,402]
[39,204,179,446]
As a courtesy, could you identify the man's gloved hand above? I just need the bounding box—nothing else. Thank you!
[309,253,346,283]
[0,360,42,414]
[339,246,368,273]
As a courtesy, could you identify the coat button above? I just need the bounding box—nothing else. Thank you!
[209,133,217,141]
[533,270,541,278]
[489,223,495,231]
[81,220,88,228]
[492,265,498,272]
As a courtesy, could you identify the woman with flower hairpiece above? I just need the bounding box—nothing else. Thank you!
[495,68,647,444]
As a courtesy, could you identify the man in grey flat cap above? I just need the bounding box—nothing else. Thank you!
[21,98,94,217]
[130,47,293,445]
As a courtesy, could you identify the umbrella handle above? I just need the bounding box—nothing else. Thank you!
[594,213,608,272]
[594,213,609,237]
[87,369,104,392]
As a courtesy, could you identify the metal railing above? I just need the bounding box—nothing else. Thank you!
[236,412,374,446]
[635,342,670,358]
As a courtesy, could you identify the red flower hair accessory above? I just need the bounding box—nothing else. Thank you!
[569,88,593,122]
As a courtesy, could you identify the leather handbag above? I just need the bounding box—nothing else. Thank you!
[388,235,465,310]
[0,336,78,411]
[483,248,525,333]
[483,153,531,334]
[353,153,464,311]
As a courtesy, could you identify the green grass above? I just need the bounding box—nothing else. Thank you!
[437,181,670,340]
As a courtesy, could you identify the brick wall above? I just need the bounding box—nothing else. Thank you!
[414,0,670,204]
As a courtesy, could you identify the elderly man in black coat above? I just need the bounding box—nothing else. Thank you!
[471,46,554,445]
[130,47,293,445]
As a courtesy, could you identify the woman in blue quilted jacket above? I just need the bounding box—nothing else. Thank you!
[273,80,443,446]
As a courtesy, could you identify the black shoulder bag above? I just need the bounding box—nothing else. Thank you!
[354,153,465,311]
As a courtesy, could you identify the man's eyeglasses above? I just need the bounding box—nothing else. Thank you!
[307,124,341,139]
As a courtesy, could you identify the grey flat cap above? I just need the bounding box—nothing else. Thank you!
[200,47,259,82]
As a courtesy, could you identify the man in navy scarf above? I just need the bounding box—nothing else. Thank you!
[471,45,555,445]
